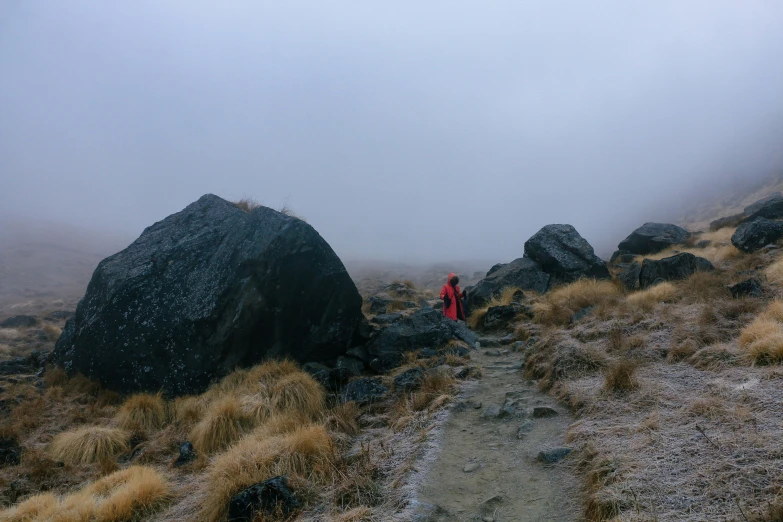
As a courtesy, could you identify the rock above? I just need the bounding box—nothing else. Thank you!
[531,406,558,418]
[517,420,534,439]
[445,344,471,357]
[617,223,691,255]
[482,404,512,419]
[482,303,525,330]
[366,308,477,373]
[468,258,551,309]
[744,193,783,218]
[0,351,47,376]
[228,476,300,522]
[616,261,641,291]
[45,310,74,321]
[537,447,573,464]
[370,313,403,326]
[367,294,393,314]
[173,441,196,467]
[335,356,365,379]
[50,195,363,396]
[343,377,389,404]
[710,213,745,232]
[524,224,611,283]
[731,218,783,253]
[346,346,369,363]
[463,462,480,473]
[730,279,763,299]
[0,435,21,467]
[638,253,714,289]
[0,315,38,328]
[394,367,426,391]
[609,250,636,265]
[695,240,712,249]
[302,362,333,388]
[418,348,439,359]
[486,263,507,277]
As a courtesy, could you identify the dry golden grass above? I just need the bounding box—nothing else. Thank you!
[766,257,783,286]
[41,324,62,342]
[234,197,260,212]
[48,427,129,465]
[172,395,205,425]
[270,372,325,419]
[533,279,621,326]
[410,370,455,412]
[668,338,700,363]
[740,301,783,364]
[467,286,522,329]
[333,506,373,521]
[327,402,360,436]
[190,396,250,455]
[115,393,167,431]
[0,493,59,522]
[625,282,678,311]
[603,360,639,393]
[200,425,336,522]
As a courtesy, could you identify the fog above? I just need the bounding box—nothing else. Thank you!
[2,1,783,264]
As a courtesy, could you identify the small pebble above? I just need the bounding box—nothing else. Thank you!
[463,462,480,473]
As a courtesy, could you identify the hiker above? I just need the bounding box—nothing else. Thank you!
[440,273,466,321]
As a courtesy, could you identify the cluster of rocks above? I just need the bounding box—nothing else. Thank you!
[468,224,610,310]
[608,223,715,290]
[710,192,783,231]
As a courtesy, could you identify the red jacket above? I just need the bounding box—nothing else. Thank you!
[440,273,465,321]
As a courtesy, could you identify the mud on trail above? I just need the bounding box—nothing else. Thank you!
[413,339,581,522]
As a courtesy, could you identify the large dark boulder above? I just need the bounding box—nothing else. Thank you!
[730,279,763,299]
[745,193,783,216]
[51,194,364,396]
[731,218,783,253]
[710,213,745,232]
[638,253,714,289]
[0,435,21,467]
[228,476,299,522]
[616,261,641,291]
[524,224,610,283]
[468,258,550,309]
[617,223,691,255]
[343,377,389,404]
[482,303,531,330]
[366,308,477,372]
[609,250,636,265]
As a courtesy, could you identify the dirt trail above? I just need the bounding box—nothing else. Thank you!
[414,339,581,521]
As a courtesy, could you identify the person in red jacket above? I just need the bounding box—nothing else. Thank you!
[440,273,467,321]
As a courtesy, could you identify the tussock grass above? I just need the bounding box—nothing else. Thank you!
[334,506,374,521]
[467,286,522,329]
[533,279,621,326]
[48,427,129,465]
[0,493,59,522]
[172,395,205,425]
[190,396,250,455]
[327,402,360,436]
[200,425,336,522]
[603,360,639,393]
[740,301,783,364]
[41,324,62,342]
[766,257,783,286]
[625,282,678,311]
[234,197,260,212]
[410,370,455,412]
[270,372,325,419]
[115,393,167,431]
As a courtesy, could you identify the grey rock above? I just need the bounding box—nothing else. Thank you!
[531,406,558,418]
[616,261,641,291]
[394,367,426,391]
[367,294,393,314]
[335,356,365,378]
[744,193,783,218]
[463,462,480,473]
[710,213,745,232]
[482,303,530,331]
[228,476,299,522]
[732,217,783,253]
[486,263,507,277]
[418,348,439,359]
[51,194,363,396]
[45,310,74,321]
[618,223,690,255]
[517,420,534,439]
[173,441,196,467]
[695,240,712,249]
[343,377,389,404]
[371,313,403,326]
[730,278,763,299]
[346,346,369,363]
[0,435,21,467]
[524,224,611,283]
[367,308,476,372]
[609,249,636,265]
[468,258,551,309]
[537,447,573,464]
[639,253,714,289]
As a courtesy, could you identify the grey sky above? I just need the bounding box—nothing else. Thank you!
[2,1,783,263]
